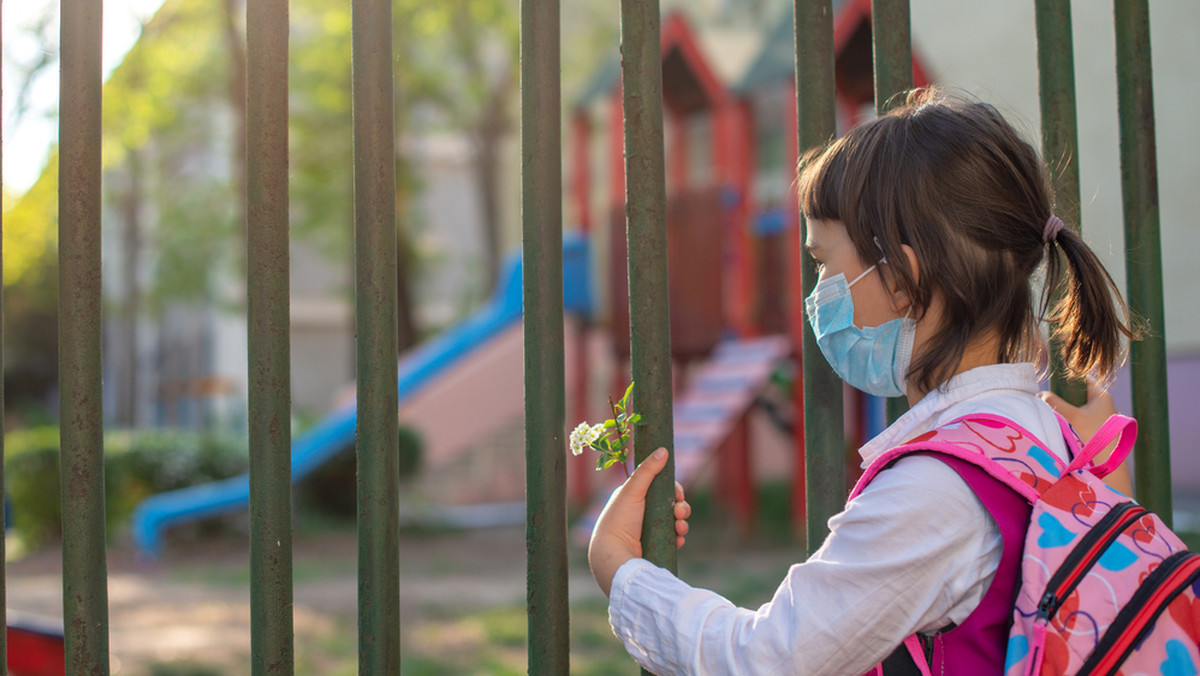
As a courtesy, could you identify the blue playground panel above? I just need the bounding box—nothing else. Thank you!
[131,234,593,557]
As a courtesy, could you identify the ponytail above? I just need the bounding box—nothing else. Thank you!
[1043,227,1142,382]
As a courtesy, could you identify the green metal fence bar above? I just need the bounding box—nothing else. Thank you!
[246,0,294,673]
[520,0,570,670]
[58,0,110,672]
[871,0,913,424]
[621,0,676,587]
[520,0,569,670]
[1035,0,1087,407]
[794,0,843,557]
[1113,0,1171,523]
[352,0,401,670]
[872,0,911,111]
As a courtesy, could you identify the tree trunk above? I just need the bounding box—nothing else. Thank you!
[118,151,144,427]
[476,115,503,295]
[223,0,248,267]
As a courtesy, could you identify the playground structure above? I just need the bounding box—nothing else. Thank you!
[3,0,1182,674]
[130,235,592,556]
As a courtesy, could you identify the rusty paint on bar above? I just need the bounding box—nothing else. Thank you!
[352,0,401,670]
[58,0,110,672]
[1114,0,1171,523]
[621,0,677,593]
[246,0,294,673]
[1035,0,1087,407]
[794,0,843,557]
[520,0,570,670]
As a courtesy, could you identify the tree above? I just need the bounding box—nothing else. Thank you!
[3,157,61,416]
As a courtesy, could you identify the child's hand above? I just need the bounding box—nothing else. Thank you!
[588,448,691,597]
[1039,379,1117,444]
[1039,380,1133,495]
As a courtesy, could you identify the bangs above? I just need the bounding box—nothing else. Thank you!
[796,137,851,223]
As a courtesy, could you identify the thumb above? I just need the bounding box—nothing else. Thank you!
[625,447,669,494]
[597,447,670,527]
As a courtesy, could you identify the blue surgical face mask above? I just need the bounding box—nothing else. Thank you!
[803,264,915,398]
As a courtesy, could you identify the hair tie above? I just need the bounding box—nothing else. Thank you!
[1043,215,1065,243]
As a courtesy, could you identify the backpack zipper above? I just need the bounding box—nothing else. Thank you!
[1033,501,1146,626]
[1077,550,1200,675]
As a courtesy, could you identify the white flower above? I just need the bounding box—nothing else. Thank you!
[569,422,592,456]
[569,421,605,455]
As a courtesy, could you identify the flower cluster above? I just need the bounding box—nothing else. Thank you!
[568,381,643,477]
[569,422,604,456]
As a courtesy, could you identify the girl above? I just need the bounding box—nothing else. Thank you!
[588,89,1138,674]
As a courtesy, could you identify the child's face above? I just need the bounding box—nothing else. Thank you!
[804,218,905,328]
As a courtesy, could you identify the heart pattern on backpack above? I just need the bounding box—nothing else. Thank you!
[1041,474,1097,520]
[1160,639,1197,676]
[1037,512,1078,549]
[1132,514,1158,545]
[1168,593,1200,645]
[967,417,1024,453]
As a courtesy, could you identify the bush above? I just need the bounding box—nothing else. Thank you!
[298,425,422,518]
[5,426,249,548]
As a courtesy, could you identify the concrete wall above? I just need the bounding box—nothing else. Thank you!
[911,0,1199,355]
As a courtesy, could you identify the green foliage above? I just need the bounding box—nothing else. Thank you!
[100,0,239,310]
[2,154,58,289]
[570,381,645,475]
[2,157,61,406]
[4,427,250,548]
[148,663,223,676]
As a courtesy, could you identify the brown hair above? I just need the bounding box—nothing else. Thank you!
[797,88,1138,392]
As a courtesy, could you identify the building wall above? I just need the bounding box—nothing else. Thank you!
[910,0,1199,355]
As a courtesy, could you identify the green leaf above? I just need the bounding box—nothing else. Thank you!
[603,419,617,429]
[628,413,642,425]
[619,381,635,409]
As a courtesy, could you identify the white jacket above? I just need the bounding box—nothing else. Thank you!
[608,363,1069,675]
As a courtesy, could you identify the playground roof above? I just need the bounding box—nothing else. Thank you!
[572,11,758,111]
[735,0,861,94]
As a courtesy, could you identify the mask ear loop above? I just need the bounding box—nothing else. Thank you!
[847,264,877,288]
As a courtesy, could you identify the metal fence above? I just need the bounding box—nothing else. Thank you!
[0,0,1169,674]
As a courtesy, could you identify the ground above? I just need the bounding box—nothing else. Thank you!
[6,503,802,675]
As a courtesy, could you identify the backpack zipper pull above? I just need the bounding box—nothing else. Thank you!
[1024,593,1056,676]
[1035,591,1057,622]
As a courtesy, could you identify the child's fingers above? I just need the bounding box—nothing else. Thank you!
[673,480,691,549]
[675,514,689,549]
[674,499,691,521]
[1038,390,1068,412]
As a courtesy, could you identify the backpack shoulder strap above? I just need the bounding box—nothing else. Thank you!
[850,414,1065,503]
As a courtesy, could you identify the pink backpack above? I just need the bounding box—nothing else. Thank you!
[853,413,1200,676]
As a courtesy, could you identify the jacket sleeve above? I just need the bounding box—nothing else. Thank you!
[607,455,1004,675]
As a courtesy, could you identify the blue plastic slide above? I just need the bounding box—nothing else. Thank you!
[131,234,593,557]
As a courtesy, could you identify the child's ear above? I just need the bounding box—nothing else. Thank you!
[886,244,920,314]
